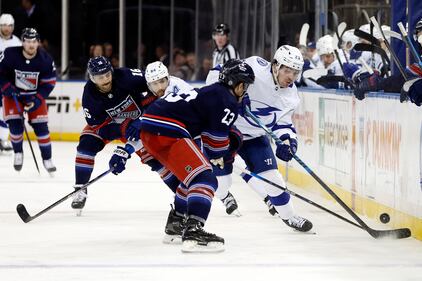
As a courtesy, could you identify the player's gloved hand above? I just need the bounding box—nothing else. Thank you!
[402,78,422,106]
[1,82,19,97]
[125,118,142,141]
[238,94,251,117]
[24,94,43,112]
[275,134,298,162]
[353,72,381,100]
[109,146,131,175]
[210,157,225,169]
[224,126,243,164]
[342,63,360,80]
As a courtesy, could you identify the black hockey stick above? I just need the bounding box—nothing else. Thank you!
[353,43,391,66]
[245,107,411,239]
[234,165,363,229]
[16,169,112,223]
[354,29,380,46]
[12,95,40,174]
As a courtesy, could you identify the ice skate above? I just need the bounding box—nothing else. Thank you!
[13,152,23,171]
[221,191,241,216]
[163,207,185,244]
[264,196,278,216]
[0,140,12,152]
[43,158,57,175]
[283,215,313,232]
[71,185,87,216]
[181,218,225,253]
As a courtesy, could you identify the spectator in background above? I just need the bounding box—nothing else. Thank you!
[85,44,104,79]
[196,58,212,81]
[155,44,169,67]
[110,55,119,68]
[103,42,113,61]
[169,49,191,81]
[212,23,239,67]
[186,52,197,80]
[14,0,46,39]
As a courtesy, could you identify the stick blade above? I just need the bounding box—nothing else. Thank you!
[16,204,32,223]
[369,228,411,239]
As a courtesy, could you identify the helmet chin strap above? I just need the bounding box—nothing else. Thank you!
[272,64,281,87]
[418,35,422,46]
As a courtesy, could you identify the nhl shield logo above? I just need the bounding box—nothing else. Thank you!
[15,70,40,91]
[185,165,192,172]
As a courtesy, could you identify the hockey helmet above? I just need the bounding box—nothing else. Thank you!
[219,59,255,89]
[21,27,40,41]
[213,23,230,36]
[316,35,335,56]
[0,14,14,25]
[145,61,169,83]
[273,45,304,72]
[414,19,422,43]
[87,56,113,78]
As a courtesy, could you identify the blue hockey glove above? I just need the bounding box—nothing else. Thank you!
[238,94,251,117]
[402,78,422,106]
[109,146,131,175]
[342,63,360,80]
[24,94,43,112]
[1,82,19,97]
[224,126,243,164]
[276,135,298,162]
[353,72,381,100]
[125,118,142,141]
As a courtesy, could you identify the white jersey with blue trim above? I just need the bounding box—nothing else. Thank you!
[206,56,300,141]
[0,35,21,54]
[166,75,193,96]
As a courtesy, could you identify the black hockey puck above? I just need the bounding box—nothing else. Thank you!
[380,213,390,224]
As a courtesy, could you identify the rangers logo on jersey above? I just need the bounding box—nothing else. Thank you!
[105,95,142,123]
[14,70,40,91]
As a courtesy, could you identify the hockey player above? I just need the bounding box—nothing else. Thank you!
[0,14,21,152]
[0,28,56,172]
[212,23,240,67]
[72,58,192,212]
[109,59,255,252]
[206,46,313,233]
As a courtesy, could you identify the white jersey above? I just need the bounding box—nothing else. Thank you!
[0,35,21,54]
[360,51,384,72]
[206,56,299,141]
[166,75,193,96]
[326,59,343,75]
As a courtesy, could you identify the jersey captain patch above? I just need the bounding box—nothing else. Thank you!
[14,70,40,90]
[105,95,142,123]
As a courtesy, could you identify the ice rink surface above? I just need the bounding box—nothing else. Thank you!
[1,141,422,281]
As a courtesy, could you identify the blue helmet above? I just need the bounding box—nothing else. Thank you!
[219,59,255,88]
[87,56,113,77]
[21,27,40,41]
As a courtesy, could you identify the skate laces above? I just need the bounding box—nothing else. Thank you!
[222,193,236,207]
[14,153,23,164]
[286,215,307,227]
[73,188,87,201]
[43,159,55,169]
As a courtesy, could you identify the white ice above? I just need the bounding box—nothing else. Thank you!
[1,141,422,281]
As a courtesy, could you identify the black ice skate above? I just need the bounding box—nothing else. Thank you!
[14,152,23,171]
[182,218,225,253]
[43,159,57,175]
[221,192,241,216]
[283,215,313,232]
[71,185,87,216]
[163,207,185,244]
[0,140,12,152]
[264,196,278,216]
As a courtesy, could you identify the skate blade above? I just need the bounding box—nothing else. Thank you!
[230,209,242,217]
[162,234,182,245]
[75,209,83,217]
[181,240,225,253]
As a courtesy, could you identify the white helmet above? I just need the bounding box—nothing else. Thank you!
[316,35,334,56]
[0,14,14,25]
[342,29,359,50]
[273,45,304,71]
[145,61,169,83]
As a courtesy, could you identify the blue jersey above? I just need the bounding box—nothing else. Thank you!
[0,46,56,98]
[142,82,239,159]
[82,67,155,127]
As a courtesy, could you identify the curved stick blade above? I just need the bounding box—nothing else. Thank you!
[369,228,411,239]
[16,204,31,223]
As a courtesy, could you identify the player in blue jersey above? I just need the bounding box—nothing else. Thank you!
[109,59,255,252]
[0,28,56,173]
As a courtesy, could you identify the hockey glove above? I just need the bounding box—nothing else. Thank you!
[402,78,422,106]
[109,146,131,175]
[1,82,19,97]
[342,63,360,80]
[353,72,381,100]
[24,94,43,112]
[224,126,243,164]
[238,94,251,117]
[210,157,225,169]
[275,135,298,162]
[125,118,142,141]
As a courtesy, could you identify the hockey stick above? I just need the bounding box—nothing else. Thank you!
[397,22,422,68]
[354,29,380,46]
[245,107,411,239]
[234,165,362,229]
[353,43,391,66]
[16,169,112,223]
[335,22,349,63]
[12,95,40,174]
[299,23,310,46]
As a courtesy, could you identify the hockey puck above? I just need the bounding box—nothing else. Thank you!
[380,213,390,224]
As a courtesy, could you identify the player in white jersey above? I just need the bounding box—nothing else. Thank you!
[0,14,21,152]
[206,45,313,232]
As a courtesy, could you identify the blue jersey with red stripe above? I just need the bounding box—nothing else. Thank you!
[141,82,239,159]
[82,67,156,127]
[0,46,56,98]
